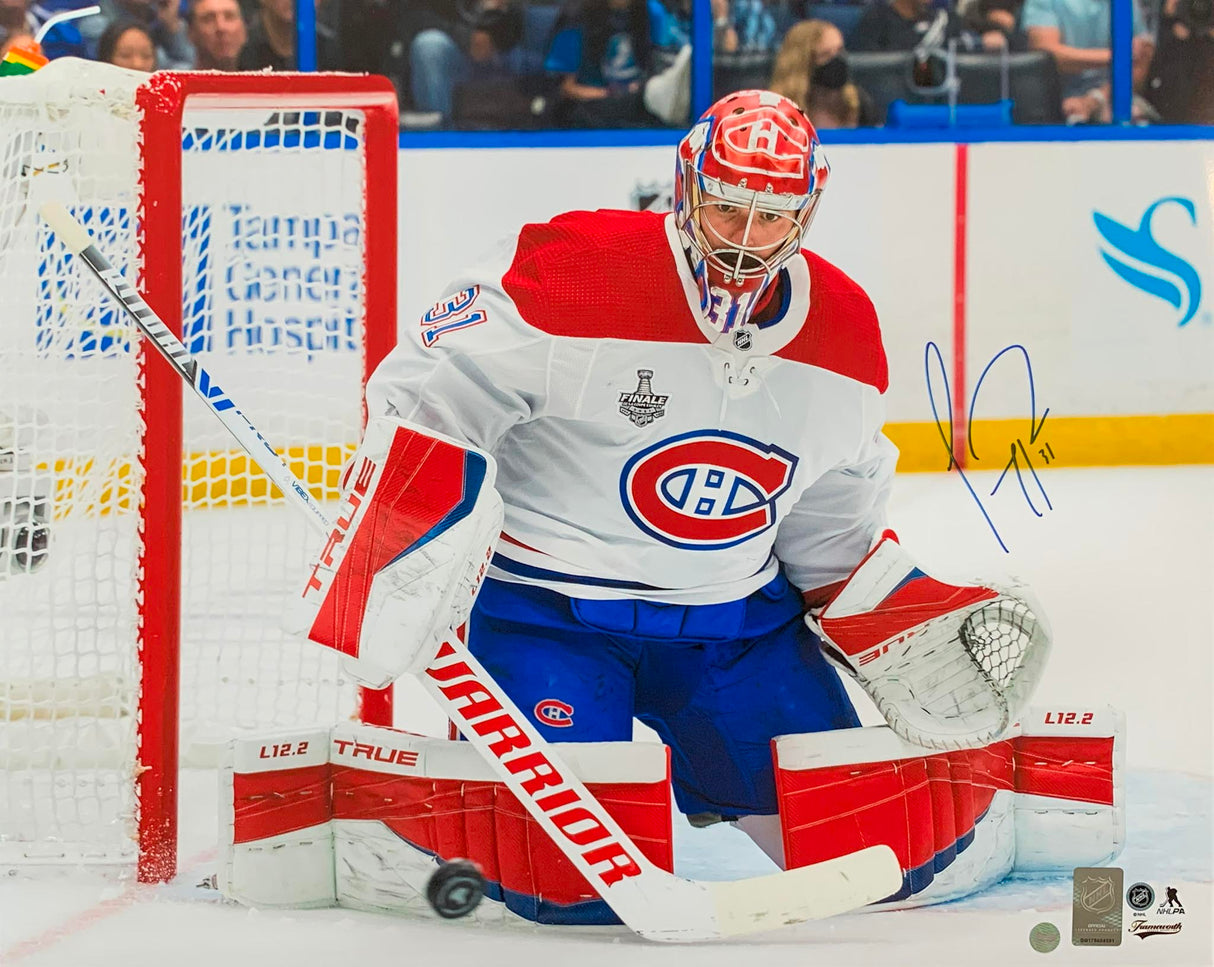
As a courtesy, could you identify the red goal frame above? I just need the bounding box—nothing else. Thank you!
[133,72,398,883]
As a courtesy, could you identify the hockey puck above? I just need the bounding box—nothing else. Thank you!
[426,859,485,919]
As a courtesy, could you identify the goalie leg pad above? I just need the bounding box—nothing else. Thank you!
[222,724,674,926]
[769,705,1125,907]
[292,417,504,688]
[773,726,1012,904]
[330,726,673,925]
[1012,706,1124,871]
[220,728,335,909]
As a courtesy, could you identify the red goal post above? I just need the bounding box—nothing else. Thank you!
[136,71,398,884]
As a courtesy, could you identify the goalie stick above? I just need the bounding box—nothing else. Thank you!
[40,201,901,942]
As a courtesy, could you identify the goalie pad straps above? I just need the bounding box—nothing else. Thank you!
[292,418,504,688]
[772,706,1124,907]
[221,725,674,926]
[815,535,1052,750]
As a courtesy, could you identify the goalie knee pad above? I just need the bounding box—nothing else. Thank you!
[221,725,674,926]
[769,705,1124,908]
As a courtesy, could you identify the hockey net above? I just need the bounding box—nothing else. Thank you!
[0,62,398,880]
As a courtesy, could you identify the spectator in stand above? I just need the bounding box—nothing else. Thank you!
[649,0,777,54]
[0,0,33,53]
[729,0,777,52]
[1143,0,1214,123]
[238,0,337,70]
[770,19,878,128]
[1022,0,1154,123]
[1,0,89,59]
[402,0,525,124]
[546,0,662,127]
[81,0,194,67]
[962,0,1027,50]
[331,0,399,75]
[851,0,978,52]
[187,0,245,69]
[96,16,155,68]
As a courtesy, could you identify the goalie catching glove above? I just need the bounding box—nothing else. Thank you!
[291,417,503,688]
[811,533,1051,750]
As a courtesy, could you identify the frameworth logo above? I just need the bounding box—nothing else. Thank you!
[1093,197,1203,326]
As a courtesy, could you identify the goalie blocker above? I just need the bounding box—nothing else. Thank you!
[291,417,504,688]
[220,707,1123,921]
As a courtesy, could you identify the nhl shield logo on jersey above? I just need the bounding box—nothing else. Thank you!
[620,430,798,549]
[619,370,669,427]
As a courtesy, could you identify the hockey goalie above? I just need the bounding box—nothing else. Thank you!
[220,90,1124,928]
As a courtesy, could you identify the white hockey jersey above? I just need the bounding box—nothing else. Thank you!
[366,209,897,605]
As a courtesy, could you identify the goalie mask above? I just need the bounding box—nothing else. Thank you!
[674,90,829,333]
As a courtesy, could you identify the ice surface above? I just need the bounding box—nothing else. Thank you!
[1,466,1210,966]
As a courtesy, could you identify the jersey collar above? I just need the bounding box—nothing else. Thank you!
[662,213,811,358]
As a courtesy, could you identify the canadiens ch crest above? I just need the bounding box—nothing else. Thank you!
[620,430,798,550]
[619,369,669,427]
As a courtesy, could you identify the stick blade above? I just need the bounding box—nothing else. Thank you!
[38,201,92,255]
[709,844,902,937]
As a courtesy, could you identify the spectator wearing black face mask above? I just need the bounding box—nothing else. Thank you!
[1144,0,1214,123]
[769,18,878,128]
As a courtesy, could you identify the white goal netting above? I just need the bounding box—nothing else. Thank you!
[0,61,387,866]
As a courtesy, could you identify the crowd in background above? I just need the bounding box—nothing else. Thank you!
[0,0,1210,128]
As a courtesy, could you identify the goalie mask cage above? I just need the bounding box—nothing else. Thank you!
[0,62,398,882]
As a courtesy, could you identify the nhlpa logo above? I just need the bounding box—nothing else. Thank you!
[1093,197,1203,326]
[620,430,797,549]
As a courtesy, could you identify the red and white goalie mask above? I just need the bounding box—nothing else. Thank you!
[674,90,829,333]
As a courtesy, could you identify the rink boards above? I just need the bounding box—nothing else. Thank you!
[397,139,1214,471]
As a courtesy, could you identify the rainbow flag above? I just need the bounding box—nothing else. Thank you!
[0,38,49,77]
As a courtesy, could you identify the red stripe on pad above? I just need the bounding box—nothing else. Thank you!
[232,763,331,845]
[820,578,998,655]
[1013,735,1115,806]
[332,765,673,906]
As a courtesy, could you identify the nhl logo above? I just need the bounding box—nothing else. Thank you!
[1078,873,1117,915]
[619,369,669,427]
[733,329,753,351]
[631,179,672,212]
[1126,883,1154,911]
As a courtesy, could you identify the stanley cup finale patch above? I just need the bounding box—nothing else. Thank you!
[619,370,669,427]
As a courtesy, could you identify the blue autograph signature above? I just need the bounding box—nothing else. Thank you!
[924,342,1054,553]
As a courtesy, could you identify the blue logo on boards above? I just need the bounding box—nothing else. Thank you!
[1093,197,1203,327]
